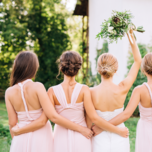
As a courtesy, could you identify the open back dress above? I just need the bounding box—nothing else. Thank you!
[52,83,92,152]
[10,79,53,152]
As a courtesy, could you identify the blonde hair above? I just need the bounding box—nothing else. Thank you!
[97,53,118,78]
[141,53,152,75]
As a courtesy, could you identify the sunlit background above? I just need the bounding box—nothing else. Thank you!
[0,0,150,151]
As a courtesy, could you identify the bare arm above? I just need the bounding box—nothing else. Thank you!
[5,89,18,138]
[11,85,93,139]
[83,86,128,137]
[37,84,93,138]
[109,87,140,125]
[12,112,48,136]
[86,114,92,129]
[92,87,140,135]
[11,84,93,138]
[119,30,141,93]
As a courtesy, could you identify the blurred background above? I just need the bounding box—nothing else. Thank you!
[0,0,151,151]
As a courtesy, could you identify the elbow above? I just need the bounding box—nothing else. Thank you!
[136,56,142,66]
[89,114,99,124]
[9,121,17,128]
[138,58,142,65]
[123,112,130,122]
[49,113,58,124]
[40,119,48,127]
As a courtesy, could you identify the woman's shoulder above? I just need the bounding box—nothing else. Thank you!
[5,86,14,96]
[5,85,19,100]
[130,84,144,96]
[47,84,61,95]
[134,83,147,92]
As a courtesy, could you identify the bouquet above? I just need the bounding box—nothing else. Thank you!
[96,10,145,43]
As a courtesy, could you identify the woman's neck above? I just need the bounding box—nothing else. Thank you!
[101,76,113,85]
[63,75,76,86]
[147,75,152,84]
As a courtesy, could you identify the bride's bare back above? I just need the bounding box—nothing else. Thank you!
[91,31,141,112]
[91,82,127,111]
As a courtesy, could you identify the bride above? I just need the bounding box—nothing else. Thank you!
[88,29,141,152]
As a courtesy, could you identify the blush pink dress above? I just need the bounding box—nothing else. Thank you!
[135,83,152,152]
[10,79,53,152]
[52,83,92,152]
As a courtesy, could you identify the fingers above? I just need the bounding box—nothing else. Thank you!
[125,128,129,138]
[87,131,93,139]
[129,28,133,34]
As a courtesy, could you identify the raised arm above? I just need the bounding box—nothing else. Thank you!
[83,86,128,137]
[119,30,141,93]
[5,89,18,138]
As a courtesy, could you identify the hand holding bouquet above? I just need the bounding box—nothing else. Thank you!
[96,10,145,43]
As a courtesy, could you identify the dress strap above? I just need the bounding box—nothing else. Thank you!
[71,83,83,105]
[53,85,67,108]
[18,79,33,120]
[144,83,152,105]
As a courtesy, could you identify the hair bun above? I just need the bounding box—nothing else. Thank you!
[58,51,82,77]
[97,53,118,78]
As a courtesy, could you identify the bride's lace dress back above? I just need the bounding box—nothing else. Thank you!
[92,108,130,152]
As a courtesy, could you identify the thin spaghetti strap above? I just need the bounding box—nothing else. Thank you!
[18,79,33,120]
[144,83,152,105]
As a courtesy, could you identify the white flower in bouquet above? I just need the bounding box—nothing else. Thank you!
[108,26,114,33]
[96,10,145,43]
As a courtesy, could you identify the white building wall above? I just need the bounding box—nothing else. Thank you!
[89,0,152,84]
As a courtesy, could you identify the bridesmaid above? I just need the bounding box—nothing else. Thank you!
[93,53,152,152]
[6,51,93,152]
[12,51,129,152]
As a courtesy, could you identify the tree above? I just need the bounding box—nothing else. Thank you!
[0,0,71,93]
[76,40,109,86]
[94,40,109,84]
[124,43,149,116]
[0,0,28,98]
[27,0,71,89]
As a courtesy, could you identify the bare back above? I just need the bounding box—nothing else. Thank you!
[91,82,128,112]
[7,80,42,112]
[139,83,152,108]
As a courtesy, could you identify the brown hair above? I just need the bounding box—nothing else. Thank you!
[58,51,82,77]
[141,53,152,75]
[10,51,39,86]
[97,53,118,78]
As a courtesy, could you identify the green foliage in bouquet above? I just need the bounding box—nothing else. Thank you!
[96,11,145,43]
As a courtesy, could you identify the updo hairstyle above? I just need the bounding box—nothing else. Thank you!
[141,53,152,75]
[58,51,82,77]
[97,53,118,78]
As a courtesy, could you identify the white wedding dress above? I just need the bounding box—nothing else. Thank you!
[92,108,130,152]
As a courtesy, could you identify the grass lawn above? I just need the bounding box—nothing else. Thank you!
[0,101,139,152]
[125,117,139,152]
[0,101,10,152]
[0,101,8,126]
